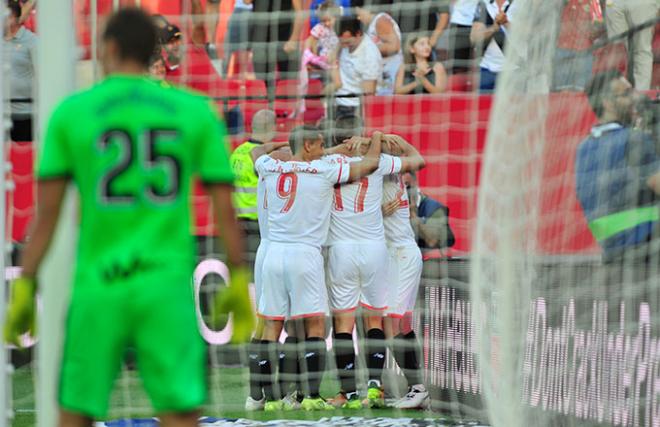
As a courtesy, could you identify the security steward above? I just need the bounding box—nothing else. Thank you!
[231,109,278,263]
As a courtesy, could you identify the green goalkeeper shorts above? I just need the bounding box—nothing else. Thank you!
[58,269,206,419]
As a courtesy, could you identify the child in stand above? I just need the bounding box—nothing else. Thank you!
[298,0,341,117]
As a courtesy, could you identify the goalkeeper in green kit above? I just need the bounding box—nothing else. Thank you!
[4,8,254,427]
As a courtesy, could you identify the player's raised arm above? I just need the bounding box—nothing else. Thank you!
[385,134,426,172]
[250,141,290,163]
[347,131,383,182]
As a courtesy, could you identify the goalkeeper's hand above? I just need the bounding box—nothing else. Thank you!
[213,265,255,344]
[4,276,37,347]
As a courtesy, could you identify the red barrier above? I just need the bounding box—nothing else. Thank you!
[8,93,605,255]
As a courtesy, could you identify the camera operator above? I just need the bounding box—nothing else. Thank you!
[576,70,660,266]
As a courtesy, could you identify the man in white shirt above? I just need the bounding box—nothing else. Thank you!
[470,0,516,91]
[250,126,383,411]
[354,0,403,95]
[449,0,479,73]
[330,15,382,119]
[325,133,425,409]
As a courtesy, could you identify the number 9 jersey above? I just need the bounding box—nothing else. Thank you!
[37,76,235,284]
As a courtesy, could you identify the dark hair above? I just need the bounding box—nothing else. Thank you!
[333,115,363,146]
[289,125,323,154]
[338,15,363,36]
[7,0,21,19]
[103,8,158,68]
[585,70,623,118]
[403,33,431,65]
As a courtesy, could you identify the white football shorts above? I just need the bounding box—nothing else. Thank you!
[385,243,423,317]
[258,242,329,320]
[327,241,390,312]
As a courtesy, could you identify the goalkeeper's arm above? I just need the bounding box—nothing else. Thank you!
[20,179,69,279]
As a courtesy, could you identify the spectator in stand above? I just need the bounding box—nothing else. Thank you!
[223,0,253,77]
[310,0,350,28]
[605,0,658,90]
[448,0,479,73]
[470,0,517,91]
[354,0,403,95]
[250,0,304,95]
[300,1,341,116]
[160,16,220,95]
[389,0,450,56]
[553,0,604,91]
[328,15,382,119]
[149,53,167,81]
[394,34,448,94]
[4,0,37,142]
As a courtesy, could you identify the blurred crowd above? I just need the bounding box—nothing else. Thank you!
[4,0,660,141]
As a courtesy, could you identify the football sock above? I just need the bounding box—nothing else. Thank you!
[248,339,264,400]
[366,328,386,385]
[259,340,280,401]
[393,331,422,387]
[278,336,299,396]
[334,332,357,394]
[303,337,326,398]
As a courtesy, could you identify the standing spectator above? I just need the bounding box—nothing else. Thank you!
[329,15,382,119]
[605,0,658,90]
[250,0,304,95]
[223,0,254,77]
[448,0,479,73]
[4,0,37,142]
[354,0,403,95]
[394,34,448,94]
[553,0,604,91]
[390,0,450,53]
[470,0,516,91]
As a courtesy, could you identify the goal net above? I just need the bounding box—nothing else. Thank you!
[4,0,660,426]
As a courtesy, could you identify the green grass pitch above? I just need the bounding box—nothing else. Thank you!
[11,365,449,426]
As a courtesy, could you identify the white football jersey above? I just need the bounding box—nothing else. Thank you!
[257,175,269,239]
[325,154,402,244]
[255,155,351,248]
[382,174,416,247]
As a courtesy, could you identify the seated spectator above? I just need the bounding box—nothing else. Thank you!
[394,34,447,94]
[470,0,517,91]
[5,0,37,142]
[329,15,381,119]
[354,0,402,95]
[553,0,604,91]
[160,21,221,94]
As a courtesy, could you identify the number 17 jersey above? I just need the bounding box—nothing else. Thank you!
[37,76,234,283]
[255,155,351,248]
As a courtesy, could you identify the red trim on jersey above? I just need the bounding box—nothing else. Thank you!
[337,162,344,184]
[390,158,395,174]
[289,311,326,320]
[257,313,286,321]
[360,302,388,311]
[331,306,358,314]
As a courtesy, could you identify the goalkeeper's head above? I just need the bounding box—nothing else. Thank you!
[586,70,635,126]
[100,8,158,76]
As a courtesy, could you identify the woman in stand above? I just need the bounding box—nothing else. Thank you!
[394,34,447,94]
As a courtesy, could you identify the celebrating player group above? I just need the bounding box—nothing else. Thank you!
[246,125,428,411]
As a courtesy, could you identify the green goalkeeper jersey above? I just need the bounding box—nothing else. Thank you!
[38,75,233,285]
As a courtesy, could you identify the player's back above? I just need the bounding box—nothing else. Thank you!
[326,154,402,244]
[256,156,348,248]
[38,75,232,280]
[382,174,416,247]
